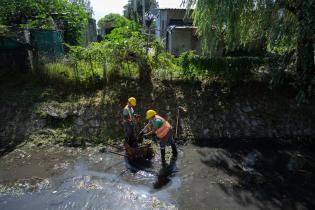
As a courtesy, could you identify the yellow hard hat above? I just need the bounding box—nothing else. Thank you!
[128,97,136,106]
[146,109,157,120]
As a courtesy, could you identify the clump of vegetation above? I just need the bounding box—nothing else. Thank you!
[183,0,315,99]
[43,16,177,87]
[178,51,264,82]
[97,13,131,37]
[0,0,91,45]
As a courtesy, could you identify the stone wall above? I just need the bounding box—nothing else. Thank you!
[1,81,315,152]
[140,82,315,140]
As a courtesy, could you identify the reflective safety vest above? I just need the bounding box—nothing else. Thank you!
[123,105,134,123]
[154,115,171,139]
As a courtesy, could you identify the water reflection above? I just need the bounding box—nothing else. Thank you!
[154,154,178,189]
[125,157,154,174]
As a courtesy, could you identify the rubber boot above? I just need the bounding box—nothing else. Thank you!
[160,148,166,165]
[125,137,129,145]
[171,143,178,156]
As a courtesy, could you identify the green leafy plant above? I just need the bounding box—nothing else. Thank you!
[179,51,264,82]
[97,13,130,35]
[0,0,90,45]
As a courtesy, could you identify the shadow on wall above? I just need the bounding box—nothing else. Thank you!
[0,71,76,156]
[0,49,30,74]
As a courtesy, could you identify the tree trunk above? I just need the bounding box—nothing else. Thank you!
[139,57,152,84]
[102,61,107,85]
[296,10,315,86]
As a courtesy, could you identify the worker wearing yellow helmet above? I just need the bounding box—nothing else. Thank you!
[122,97,138,147]
[142,109,177,164]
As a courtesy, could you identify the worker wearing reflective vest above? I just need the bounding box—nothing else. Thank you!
[122,97,137,147]
[143,110,178,163]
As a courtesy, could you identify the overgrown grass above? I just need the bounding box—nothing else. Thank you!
[40,56,266,89]
[42,59,140,87]
[31,47,302,94]
[41,53,181,88]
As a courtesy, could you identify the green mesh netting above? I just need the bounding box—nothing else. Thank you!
[30,29,64,56]
[0,37,30,50]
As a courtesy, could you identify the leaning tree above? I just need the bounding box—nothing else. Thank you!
[182,0,315,88]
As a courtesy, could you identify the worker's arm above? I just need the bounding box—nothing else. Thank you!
[144,130,154,136]
[142,123,151,132]
[143,118,163,136]
[140,122,153,135]
[143,124,157,136]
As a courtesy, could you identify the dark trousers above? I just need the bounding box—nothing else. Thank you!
[123,122,136,147]
[153,129,177,162]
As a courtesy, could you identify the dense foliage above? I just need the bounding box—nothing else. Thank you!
[97,14,131,37]
[0,0,91,45]
[182,0,315,97]
[44,18,177,86]
[179,51,264,82]
[1,0,313,101]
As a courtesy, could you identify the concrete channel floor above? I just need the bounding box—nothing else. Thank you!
[0,143,314,210]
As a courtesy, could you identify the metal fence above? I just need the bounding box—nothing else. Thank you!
[0,26,64,55]
[29,29,64,56]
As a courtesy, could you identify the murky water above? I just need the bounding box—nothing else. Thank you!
[0,143,314,210]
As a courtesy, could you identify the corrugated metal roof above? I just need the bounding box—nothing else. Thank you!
[158,8,186,10]
[167,25,197,33]
[152,8,193,16]
[153,8,194,12]
[173,26,197,29]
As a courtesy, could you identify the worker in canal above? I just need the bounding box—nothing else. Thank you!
[122,97,138,147]
[142,110,178,164]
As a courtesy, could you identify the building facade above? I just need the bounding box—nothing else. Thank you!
[155,8,201,56]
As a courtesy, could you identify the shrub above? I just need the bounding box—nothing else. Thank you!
[179,51,265,82]
[40,22,177,87]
